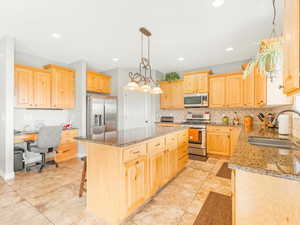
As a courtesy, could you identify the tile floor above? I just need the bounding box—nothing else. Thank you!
[0,157,231,225]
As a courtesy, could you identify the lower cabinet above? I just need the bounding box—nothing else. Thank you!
[55,129,78,162]
[124,156,148,214]
[149,151,165,196]
[207,126,241,156]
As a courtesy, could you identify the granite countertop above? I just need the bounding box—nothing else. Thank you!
[75,126,187,147]
[155,121,241,127]
[229,126,300,181]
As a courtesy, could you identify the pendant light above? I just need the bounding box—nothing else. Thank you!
[124,28,163,94]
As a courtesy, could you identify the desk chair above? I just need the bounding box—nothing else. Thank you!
[27,126,62,173]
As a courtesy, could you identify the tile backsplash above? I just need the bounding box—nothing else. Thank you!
[156,106,292,125]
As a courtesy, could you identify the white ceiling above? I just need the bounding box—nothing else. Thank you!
[0,0,283,72]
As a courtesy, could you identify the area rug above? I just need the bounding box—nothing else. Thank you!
[193,192,232,225]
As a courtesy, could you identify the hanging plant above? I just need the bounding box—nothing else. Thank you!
[164,72,180,81]
[243,37,283,81]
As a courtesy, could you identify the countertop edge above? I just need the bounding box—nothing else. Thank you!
[75,127,188,148]
[228,163,300,182]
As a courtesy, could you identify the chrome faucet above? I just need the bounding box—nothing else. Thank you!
[272,109,300,126]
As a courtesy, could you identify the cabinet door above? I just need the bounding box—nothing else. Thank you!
[34,71,51,108]
[102,77,111,94]
[51,70,64,108]
[165,148,178,181]
[209,77,226,107]
[207,131,231,156]
[283,0,300,94]
[184,76,195,94]
[226,74,243,107]
[243,71,255,107]
[149,152,165,196]
[160,82,171,109]
[254,66,267,107]
[195,74,208,93]
[63,70,75,108]
[87,72,96,92]
[15,66,34,108]
[171,81,184,109]
[125,157,148,213]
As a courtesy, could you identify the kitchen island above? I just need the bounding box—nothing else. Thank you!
[75,126,189,225]
[229,126,300,225]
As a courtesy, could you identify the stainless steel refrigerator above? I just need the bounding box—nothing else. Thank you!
[86,94,117,136]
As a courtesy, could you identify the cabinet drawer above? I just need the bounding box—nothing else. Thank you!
[123,144,147,162]
[177,130,188,147]
[55,143,77,162]
[61,129,78,143]
[207,126,231,133]
[178,155,188,172]
[148,137,165,156]
[178,145,188,159]
[166,133,177,150]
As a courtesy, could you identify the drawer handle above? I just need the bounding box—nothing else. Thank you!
[132,151,140,154]
[155,143,160,147]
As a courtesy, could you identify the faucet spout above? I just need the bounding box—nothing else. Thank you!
[272,109,300,126]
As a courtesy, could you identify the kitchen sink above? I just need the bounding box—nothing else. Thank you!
[248,136,297,149]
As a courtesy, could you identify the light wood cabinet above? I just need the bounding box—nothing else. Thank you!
[44,64,75,109]
[85,129,188,225]
[254,66,267,107]
[243,69,255,107]
[183,70,210,94]
[207,126,232,156]
[160,80,184,109]
[124,156,148,213]
[86,70,111,94]
[15,64,51,108]
[226,74,243,107]
[283,0,300,95]
[209,76,226,107]
[55,129,78,163]
[149,151,165,196]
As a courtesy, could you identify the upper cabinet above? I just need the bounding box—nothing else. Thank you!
[15,64,51,108]
[209,73,243,108]
[226,74,244,107]
[183,70,211,94]
[86,70,111,94]
[283,0,300,95]
[160,80,184,109]
[44,64,75,109]
[209,75,226,108]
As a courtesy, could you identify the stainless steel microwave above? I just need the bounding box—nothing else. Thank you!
[184,94,208,108]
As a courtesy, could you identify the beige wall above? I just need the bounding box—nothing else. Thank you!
[292,95,300,139]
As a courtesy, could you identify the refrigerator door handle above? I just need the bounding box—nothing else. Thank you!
[99,114,102,126]
[103,105,106,126]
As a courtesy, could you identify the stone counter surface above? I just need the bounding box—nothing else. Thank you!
[75,126,187,147]
[229,126,300,181]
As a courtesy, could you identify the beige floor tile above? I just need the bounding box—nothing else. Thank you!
[185,199,204,215]
[177,212,198,225]
[0,201,40,225]
[132,203,184,225]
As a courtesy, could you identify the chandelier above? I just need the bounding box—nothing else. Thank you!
[124,27,163,94]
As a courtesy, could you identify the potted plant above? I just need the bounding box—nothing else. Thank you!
[164,72,180,81]
[243,37,283,82]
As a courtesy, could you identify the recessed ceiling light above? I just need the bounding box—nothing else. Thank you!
[178,57,185,61]
[225,47,234,52]
[212,0,224,8]
[51,33,61,39]
[112,58,119,62]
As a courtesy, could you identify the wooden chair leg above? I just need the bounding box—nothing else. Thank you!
[79,157,87,197]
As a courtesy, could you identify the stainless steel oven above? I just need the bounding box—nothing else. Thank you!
[184,94,208,108]
[187,126,207,156]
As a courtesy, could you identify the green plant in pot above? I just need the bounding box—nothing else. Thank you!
[243,37,283,82]
[164,72,180,81]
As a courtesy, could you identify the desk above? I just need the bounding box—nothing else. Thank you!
[14,129,78,162]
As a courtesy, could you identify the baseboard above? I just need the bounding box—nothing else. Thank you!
[0,170,15,181]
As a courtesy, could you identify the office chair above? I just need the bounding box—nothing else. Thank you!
[27,126,62,173]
